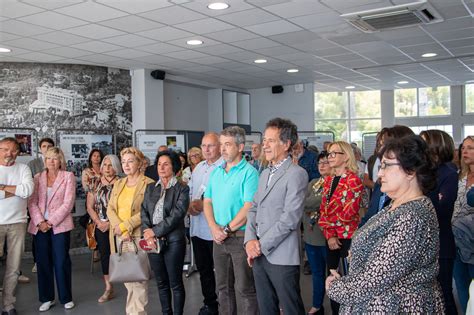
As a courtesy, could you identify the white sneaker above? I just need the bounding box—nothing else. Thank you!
[32,263,37,273]
[64,301,75,310]
[39,301,55,312]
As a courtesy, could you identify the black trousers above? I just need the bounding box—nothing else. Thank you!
[438,258,457,315]
[253,255,305,315]
[94,228,111,275]
[191,236,218,308]
[326,238,351,315]
[148,239,186,315]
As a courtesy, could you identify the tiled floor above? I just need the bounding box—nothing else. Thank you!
[10,254,330,314]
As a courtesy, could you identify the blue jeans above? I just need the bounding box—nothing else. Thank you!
[305,243,327,309]
[453,250,474,314]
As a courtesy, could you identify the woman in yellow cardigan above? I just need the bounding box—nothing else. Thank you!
[107,147,154,315]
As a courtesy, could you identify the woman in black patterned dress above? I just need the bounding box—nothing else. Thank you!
[325,135,445,314]
[86,154,121,303]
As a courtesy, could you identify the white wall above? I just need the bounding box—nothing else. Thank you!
[163,81,209,131]
[249,83,315,132]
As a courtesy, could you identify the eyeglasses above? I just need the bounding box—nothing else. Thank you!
[379,161,401,170]
[318,160,329,165]
[189,154,201,158]
[327,151,345,158]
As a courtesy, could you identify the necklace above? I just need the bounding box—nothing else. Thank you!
[103,175,117,185]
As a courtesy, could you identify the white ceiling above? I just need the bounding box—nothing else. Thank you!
[0,0,473,91]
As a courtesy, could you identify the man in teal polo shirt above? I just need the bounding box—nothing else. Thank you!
[203,126,259,315]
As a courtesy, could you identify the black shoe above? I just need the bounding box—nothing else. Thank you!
[198,305,218,315]
[315,306,324,315]
[2,309,17,315]
[303,261,312,275]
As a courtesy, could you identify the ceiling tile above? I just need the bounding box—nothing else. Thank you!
[422,16,474,33]
[136,42,183,54]
[175,18,234,34]
[133,54,179,65]
[181,0,254,16]
[70,41,123,53]
[40,47,93,58]
[429,28,474,42]
[105,49,153,59]
[139,6,206,25]
[35,31,90,46]
[222,51,260,61]
[18,11,87,30]
[191,56,231,65]
[244,20,302,36]
[165,36,220,49]
[218,8,280,27]
[99,15,165,33]
[205,28,258,43]
[96,0,173,14]
[0,2,44,18]
[16,51,64,62]
[253,45,300,57]
[4,38,59,51]
[231,38,280,50]
[77,54,123,63]
[162,50,209,60]
[21,0,84,10]
[441,38,474,50]
[64,24,125,39]
[103,34,155,48]
[55,2,128,22]
[269,30,321,45]
[0,20,52,36]
[290,11,341,29]
[0,32,20,41]
[195,44,243,55]
[137,26,193,41]
[263,1,331,18]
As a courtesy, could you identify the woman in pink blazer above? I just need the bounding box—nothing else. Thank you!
[28,147,76,312]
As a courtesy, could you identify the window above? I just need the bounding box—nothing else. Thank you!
[464,125,474,137]
[315,90,381,146]
[394,86,450,117]
[409,125,453,137]
[466,84,474,113]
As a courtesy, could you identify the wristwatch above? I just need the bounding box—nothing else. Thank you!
[223,224,232,235]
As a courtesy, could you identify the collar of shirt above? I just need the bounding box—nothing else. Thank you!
[155,175,178,189]
[219,156,246,172]
[268,156,290,175]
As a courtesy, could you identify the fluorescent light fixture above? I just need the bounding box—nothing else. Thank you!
[207,2,229,10]
[287,69,299,73]
[345,85,355,89]
[187,39,203,46]
[254,59,267,64]
[422,52,437,58]
[0,47,12,53]
[397,80,409,84]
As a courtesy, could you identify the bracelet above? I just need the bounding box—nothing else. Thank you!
[223,224,232,235]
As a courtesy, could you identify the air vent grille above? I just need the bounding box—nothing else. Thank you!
[363,12,423,29]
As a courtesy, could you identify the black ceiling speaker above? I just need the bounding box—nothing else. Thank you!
[272,85,284,94]
[150,70,166,80]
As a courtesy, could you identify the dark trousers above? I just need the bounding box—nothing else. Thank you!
[326,238,351,315]
[213,236,258,315]
[34,230,72,304]
[148,239,186,315]
[253,255,304,315]
[94,228,111,275]
[438,258,457,315]
[191,236,218,308]
[305,243,327,309]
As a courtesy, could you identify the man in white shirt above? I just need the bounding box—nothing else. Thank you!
[0,137,34,315]
[188,132,223,315]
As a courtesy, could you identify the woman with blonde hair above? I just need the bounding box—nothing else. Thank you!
[28,147,76,311]
[318,140,363,314]
[181,147,203,183]
[107,147,154,315]
[86,154,121,303]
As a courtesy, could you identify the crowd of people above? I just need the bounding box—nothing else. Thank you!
[0,117,473,315]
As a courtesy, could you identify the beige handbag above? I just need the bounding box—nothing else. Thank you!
[109,240,151,283]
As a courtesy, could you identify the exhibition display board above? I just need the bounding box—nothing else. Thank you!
[243,132,262,160]
[362,132,378,159]
[0,127,38,164]
[56,129,116,215]
[298,131,335,151]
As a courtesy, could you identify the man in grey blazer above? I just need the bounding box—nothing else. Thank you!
[27,138,54,177]
[245,118,308,315]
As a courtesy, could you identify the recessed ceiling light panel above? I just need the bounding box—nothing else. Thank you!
[422,53,437,58]
[207,2,229,10]
[187,39,203,45]
[254,59,267,64]
[345,86,355,89]
[287,69,299,73]
[397,80,409,84]
[0,47,12,53]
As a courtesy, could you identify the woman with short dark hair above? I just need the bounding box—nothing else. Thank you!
[141,150,190,315]
[82,149,104,194]
[326,135,444,313]
[420,129,458,314]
